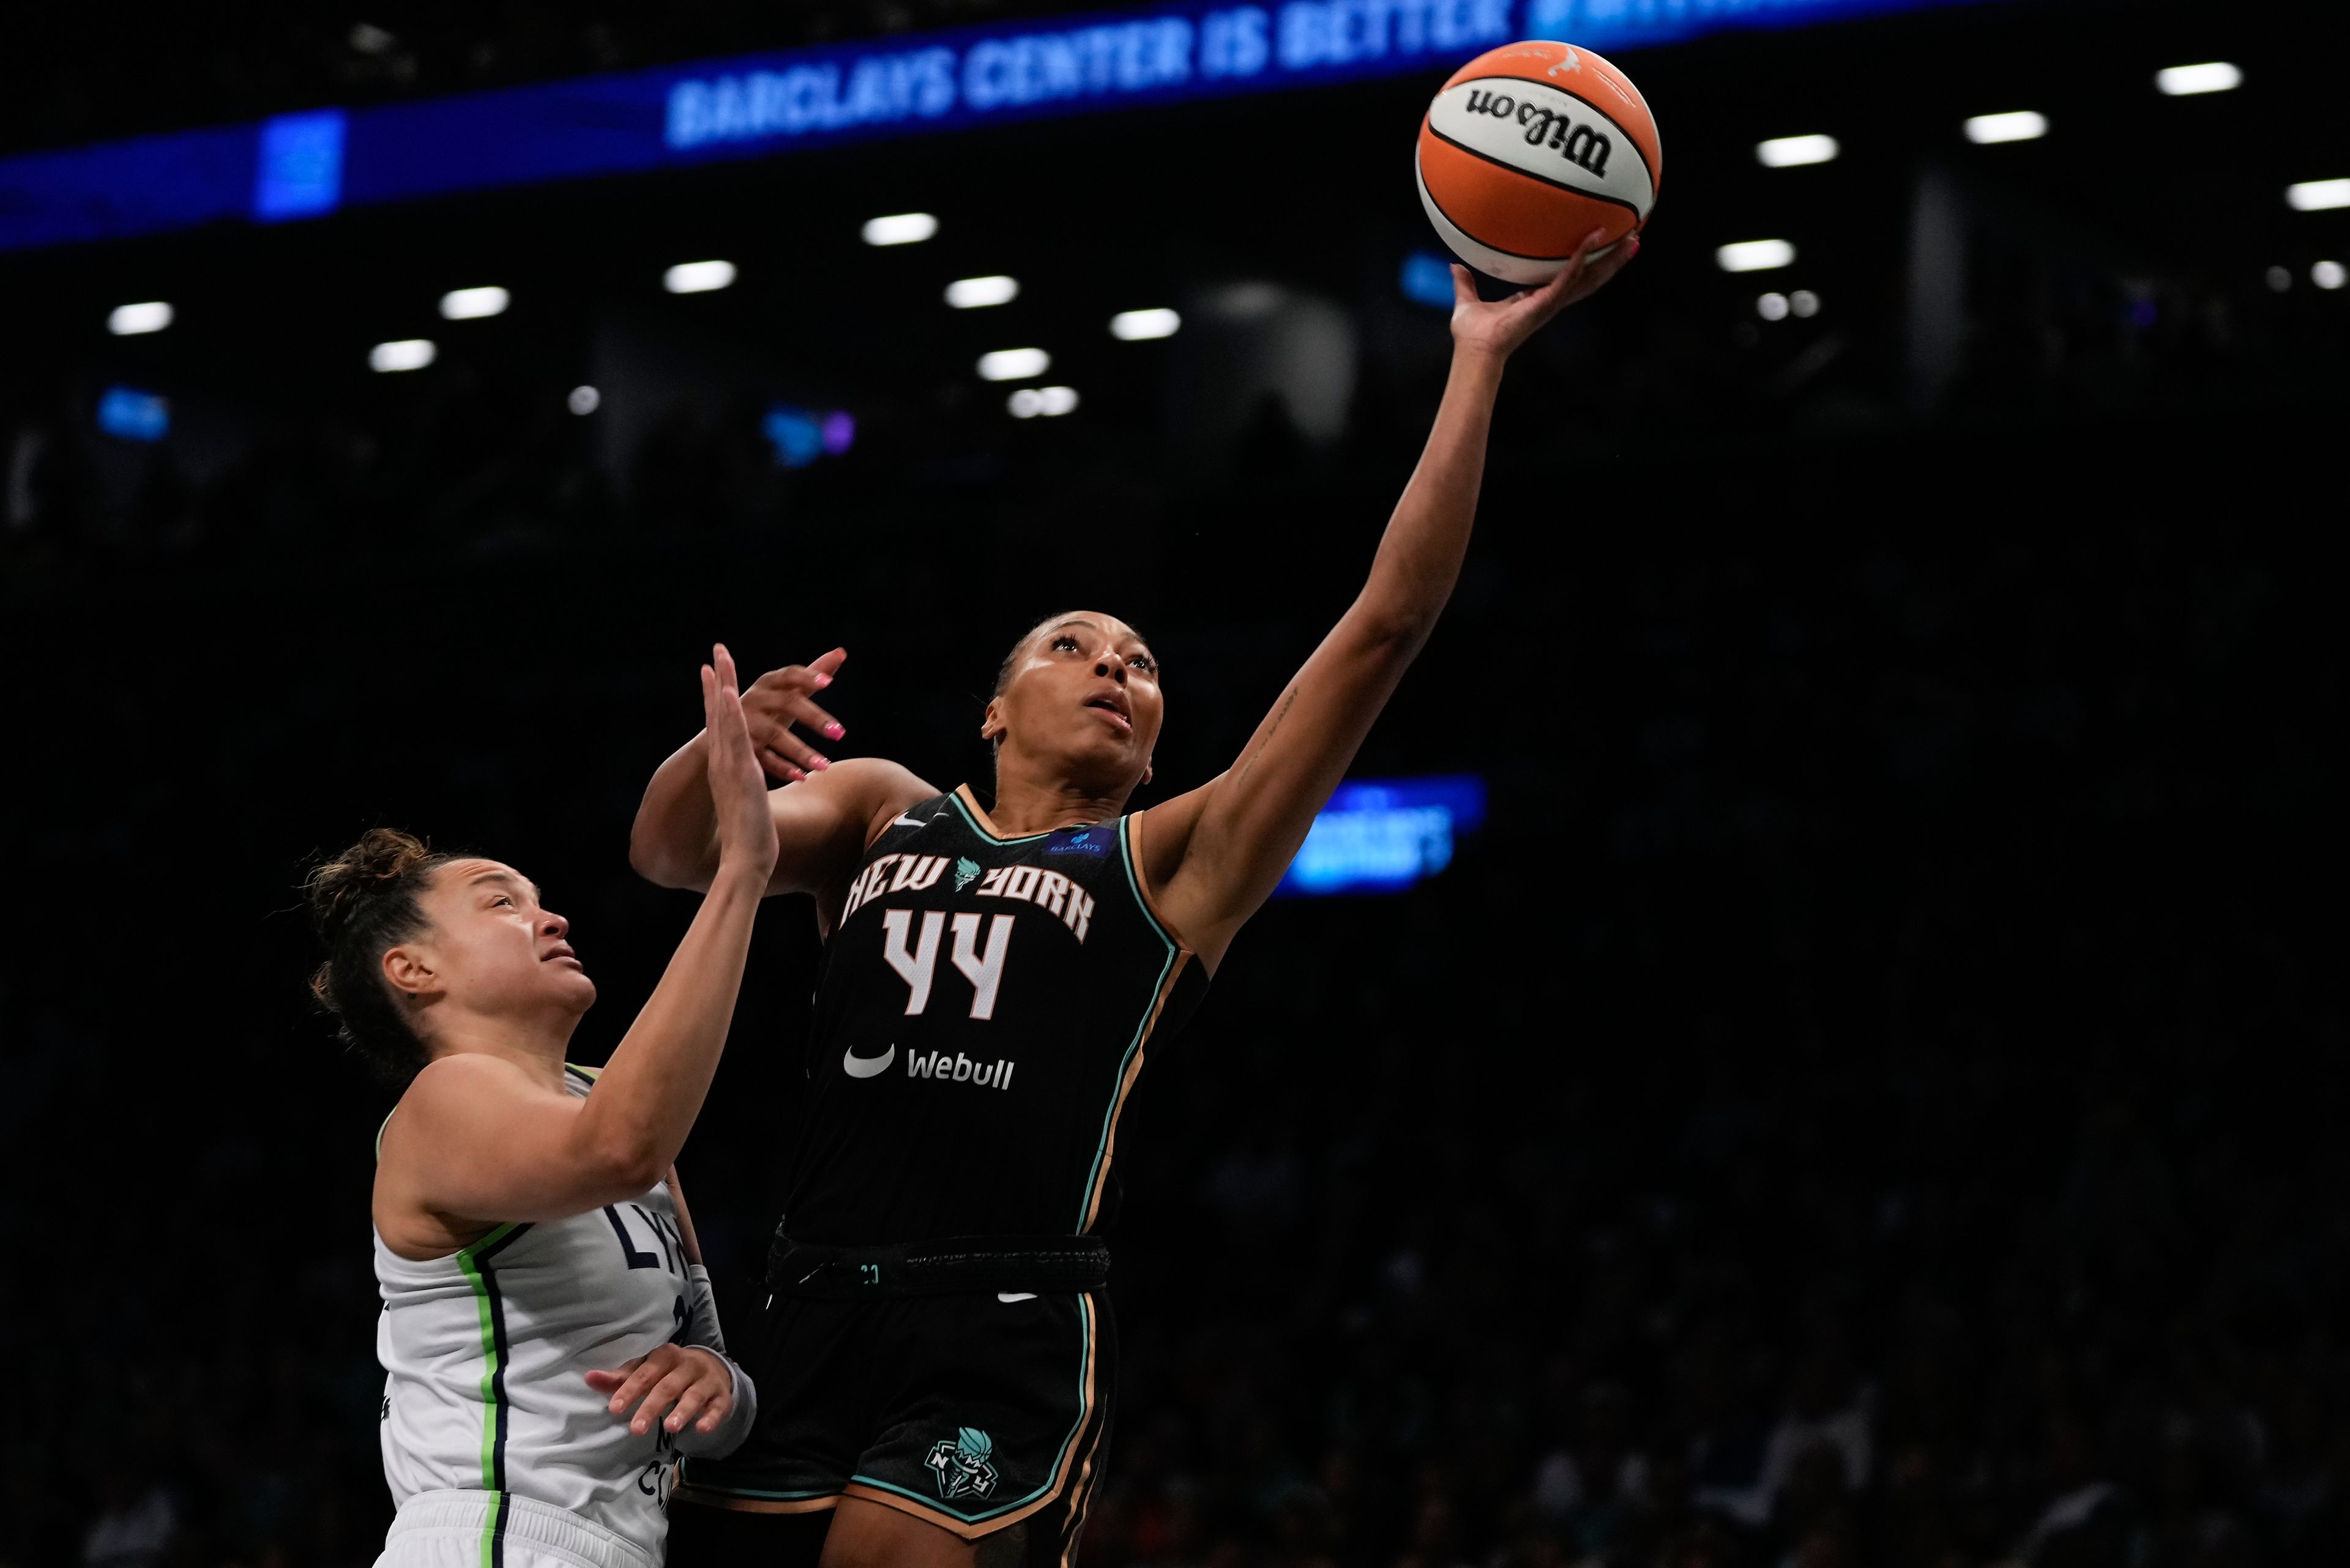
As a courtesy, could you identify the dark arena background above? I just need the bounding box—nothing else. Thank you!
[2,0,2342,1564]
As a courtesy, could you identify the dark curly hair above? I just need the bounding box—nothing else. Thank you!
[305,827,455,1084]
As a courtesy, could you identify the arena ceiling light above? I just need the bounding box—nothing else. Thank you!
[663,259,736,293]
[438,285,510,319]
[107,301,173,335]
[2286,179,2350,211]
[1109,308,1181,340]
[2315,261,2348,291]
[1009,386,1080,418]
[369,338,436,372]
[863,212,938,245]
[1715,239,1795,272]
[977,347,1050,381]
[1964,111,2048,144]
[567,386,600,414]
[946,275,1019,308]
[2155,62,2241,95]
[1755,134,1838,168]
[1757,289,1821,319]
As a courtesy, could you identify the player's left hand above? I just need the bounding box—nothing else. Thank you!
[1449,226,1639,361]
[585,1343,734,1436]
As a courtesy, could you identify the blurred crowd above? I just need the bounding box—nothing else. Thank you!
[7,804,2338,1568]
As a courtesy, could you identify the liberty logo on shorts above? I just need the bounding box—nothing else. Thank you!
[925,1426,1000,1500]
[953,857,983,892]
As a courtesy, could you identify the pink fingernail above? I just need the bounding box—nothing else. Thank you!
[810,756,831,771]
[823,723,845,739]
[813,674,832,689]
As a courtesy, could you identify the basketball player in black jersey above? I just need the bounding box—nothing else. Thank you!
[629,233,1636,1567]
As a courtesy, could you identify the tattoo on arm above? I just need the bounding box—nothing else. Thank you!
[1234,687,1299,783]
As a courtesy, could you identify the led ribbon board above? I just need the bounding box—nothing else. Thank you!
[1277,775,1488,896]
[1,0,1992,253]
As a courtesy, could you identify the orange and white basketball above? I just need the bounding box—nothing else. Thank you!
[1416,41,1662,284]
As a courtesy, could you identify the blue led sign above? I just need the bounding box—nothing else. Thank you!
[761,406,857,467]
[96,387,170,442]
[1,0,2001,254]
[1399,250,1458,308]
[1277,774,1488,896]
[252,110,347,222]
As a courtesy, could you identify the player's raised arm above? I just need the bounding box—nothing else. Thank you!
[1145,232,1636,964]
[379,647,778,1227]
[630,648,936,897]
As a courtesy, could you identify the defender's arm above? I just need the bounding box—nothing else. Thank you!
[630,649,934,895]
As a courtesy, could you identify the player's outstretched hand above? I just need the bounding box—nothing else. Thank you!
[740,648,847,783]
[1449,226,1639,362]
[585,1343,735,1437]
[701,644,781,879]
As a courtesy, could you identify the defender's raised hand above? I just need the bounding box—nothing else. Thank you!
[1449,227,1639,361]
[740,649,848,783]
[702,644,780,878]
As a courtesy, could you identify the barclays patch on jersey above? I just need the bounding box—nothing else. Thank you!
[1045,826,1111,857]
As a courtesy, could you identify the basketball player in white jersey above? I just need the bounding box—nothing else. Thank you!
[306,648,777,1568]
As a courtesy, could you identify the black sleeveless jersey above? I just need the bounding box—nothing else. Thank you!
[783,786,1209,1246]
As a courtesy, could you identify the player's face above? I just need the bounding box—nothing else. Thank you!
[988,614,1163,788]
[406,859,597,1021]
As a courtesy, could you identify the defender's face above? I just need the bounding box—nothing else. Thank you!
[397,859,597,1020]
[988,614,1163,785]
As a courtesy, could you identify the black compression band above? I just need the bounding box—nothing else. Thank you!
[764,1231,1111,1299]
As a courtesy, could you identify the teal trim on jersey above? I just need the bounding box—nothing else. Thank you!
[680,1481,842,1501]
[846,1293,1097,1523]
[1071,816,1181,1232]
[1116,813,1178,951]
[945,786,1053,845]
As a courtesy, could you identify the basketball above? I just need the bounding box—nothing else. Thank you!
[1416,40,1663,284]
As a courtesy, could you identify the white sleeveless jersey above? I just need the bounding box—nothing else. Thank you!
[375,1064,748,1567]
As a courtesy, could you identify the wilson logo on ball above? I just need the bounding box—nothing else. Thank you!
[1460,87,1612,177]
[1416,40,1662,286]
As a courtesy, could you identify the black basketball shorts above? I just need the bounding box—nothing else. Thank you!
[674,1288,1114,1560]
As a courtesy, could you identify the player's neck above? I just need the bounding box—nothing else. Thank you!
[423,1007,575,1088]
[986,764,1128,838]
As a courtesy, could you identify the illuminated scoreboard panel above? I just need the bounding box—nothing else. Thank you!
[1277,775,1489,897]
[0,0,1996,253]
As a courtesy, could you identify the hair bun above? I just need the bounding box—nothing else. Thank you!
[302,826,451,1084]
[305,827,439,939]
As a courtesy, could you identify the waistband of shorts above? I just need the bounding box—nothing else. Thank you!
[766,1231,1110,1299]
[387,1489,655,1568]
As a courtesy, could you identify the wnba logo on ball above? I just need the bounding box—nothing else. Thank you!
[1461,86,1610,176]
